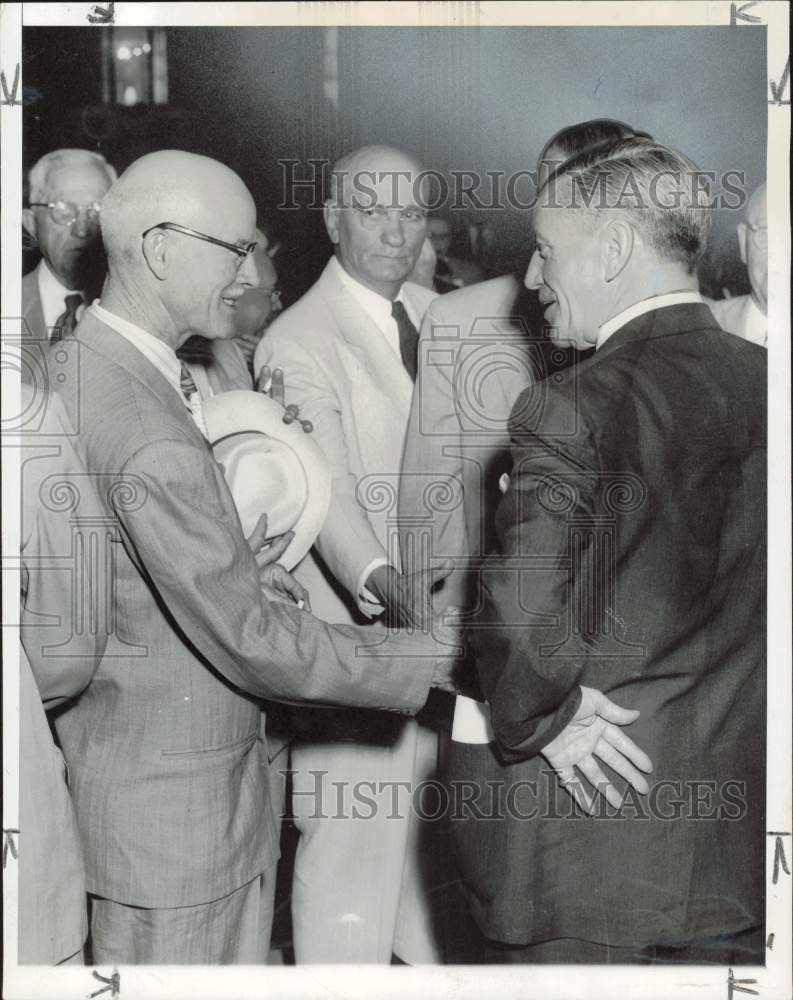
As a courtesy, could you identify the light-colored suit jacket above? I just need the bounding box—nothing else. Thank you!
[398,276,535,612]
[18,386,106,963]
[51,310,442,909]
[21,268,47,344]
[255,259,436,623]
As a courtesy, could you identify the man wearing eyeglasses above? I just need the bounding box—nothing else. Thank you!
[21,149,117,349]
[47,150,462,965]
[707,181,767,347]
[254,145,451,965]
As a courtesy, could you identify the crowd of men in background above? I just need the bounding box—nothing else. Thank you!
[14,119,767,968]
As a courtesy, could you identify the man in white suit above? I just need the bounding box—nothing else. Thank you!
[255,145,450,963]
[707,181,767,347]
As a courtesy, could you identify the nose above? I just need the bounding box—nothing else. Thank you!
[70,210,94,240]
[238,252,260,289]
[524,250,543,290]
[381,213,406,247]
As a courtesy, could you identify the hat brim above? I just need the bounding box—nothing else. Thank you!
[203,390,331,570]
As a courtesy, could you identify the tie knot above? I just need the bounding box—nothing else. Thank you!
[64,293,84,314]
[391,300,409,322]
[179,363,199,401]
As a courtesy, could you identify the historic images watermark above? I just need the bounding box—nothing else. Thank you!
[279,769,750,823]
[277,160,751,213]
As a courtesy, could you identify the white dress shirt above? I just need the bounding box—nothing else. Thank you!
[90,301,208,437]
[328,257,422,611]
[37,259,84,332]
[596,290,703,350]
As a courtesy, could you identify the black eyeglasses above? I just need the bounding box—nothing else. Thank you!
[141,222,257,266]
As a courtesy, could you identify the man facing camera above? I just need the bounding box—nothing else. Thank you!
[255,145,450,964]
[49,150,460,966]
[472,139,766,964]
[21,149,116,346]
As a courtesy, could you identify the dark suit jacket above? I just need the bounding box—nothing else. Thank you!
[51,310,442,909]
[470,303,766,949]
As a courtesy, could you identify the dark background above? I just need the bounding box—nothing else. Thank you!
[23,25,767,303]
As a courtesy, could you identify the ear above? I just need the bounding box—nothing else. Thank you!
[602,219,634,282]
[323,201,340,245]
[22,207,37,242]
[141,228,169,280]
[736,222,748,266]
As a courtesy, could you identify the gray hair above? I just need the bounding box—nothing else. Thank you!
[28,148,117,203]
[545,138,712,270]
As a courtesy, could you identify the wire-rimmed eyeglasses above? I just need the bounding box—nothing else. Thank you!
[29,200,102,227]
[141,221,257,267]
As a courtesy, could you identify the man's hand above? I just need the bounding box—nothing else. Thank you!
[245,513,311,610]
[541,685,653,814]
[366,561,455,629]
[257,365,313,433]
[428,606,466,694]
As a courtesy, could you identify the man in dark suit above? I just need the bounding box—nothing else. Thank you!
[21,149,116,347]
[472,138,766,963]
[49,149,460,965]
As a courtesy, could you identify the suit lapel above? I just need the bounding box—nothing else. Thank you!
[74,311,207,444]
[21,270,47,343]
[317,261,414,417]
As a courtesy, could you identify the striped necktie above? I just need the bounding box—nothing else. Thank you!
[50,293,84,343]
[179,363,207,437]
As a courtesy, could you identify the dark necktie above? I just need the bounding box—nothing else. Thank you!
[391,300,419,382]
[51,293,84,343]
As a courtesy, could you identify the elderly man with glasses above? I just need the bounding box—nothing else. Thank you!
[21,148,117,351]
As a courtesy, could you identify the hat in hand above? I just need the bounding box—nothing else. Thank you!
[202,390,330,570]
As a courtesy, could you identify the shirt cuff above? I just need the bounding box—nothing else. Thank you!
[357,556,392,617]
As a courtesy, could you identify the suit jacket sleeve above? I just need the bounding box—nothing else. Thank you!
[398,299,469,604]
[21,391,108,706]
[115,434,437,711]
[472,381,596,760]
[257,334,389,614]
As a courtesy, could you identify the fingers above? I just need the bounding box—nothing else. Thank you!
[601,723,653,773]
[592,738,650,795]
[255,530,294,568]
[257,364,271,393]
[576,756,623,811]
[245,512,269,554]
[589,689,641,726]
[270,367,285,407]
[557,771,595,814]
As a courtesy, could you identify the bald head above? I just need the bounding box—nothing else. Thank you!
[738,180,767,314]
[101,150,255,268]
[328,145,426,208]
[99,151,259,346]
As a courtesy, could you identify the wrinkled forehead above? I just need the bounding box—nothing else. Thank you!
[337,159,427,208]
[42,162,113,201]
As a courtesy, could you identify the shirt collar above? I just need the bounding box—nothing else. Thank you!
[90,300,183,397]
[330,256,411,335]
[596,290,703,350]
[36,259,83,332]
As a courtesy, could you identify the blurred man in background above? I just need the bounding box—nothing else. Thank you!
[21,149,116,346]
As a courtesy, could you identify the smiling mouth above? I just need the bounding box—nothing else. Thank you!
[221,296,240,309]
